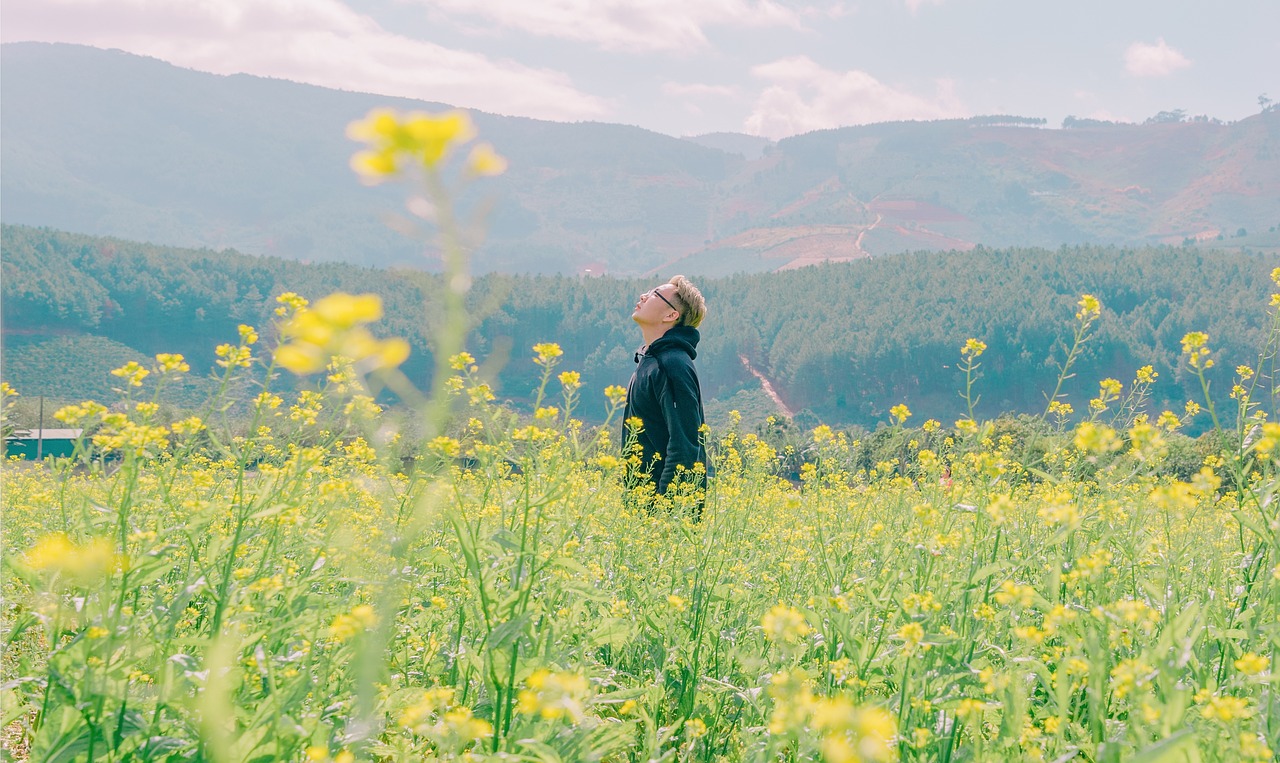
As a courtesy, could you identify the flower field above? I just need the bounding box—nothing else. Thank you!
[4,111,1280,762]
[4,279,1280,763]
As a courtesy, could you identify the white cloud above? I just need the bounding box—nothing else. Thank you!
[744,56,964,138]
[662,81,739,98]
[1,0,610,121]
[1124,38,1191,78]
[414,0,806,52]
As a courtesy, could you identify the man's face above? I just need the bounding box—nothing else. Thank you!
[632,284,682,327]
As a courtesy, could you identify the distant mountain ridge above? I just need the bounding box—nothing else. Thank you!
[3,42,1278,276]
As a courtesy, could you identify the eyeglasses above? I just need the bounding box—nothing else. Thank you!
[648,288,682,316]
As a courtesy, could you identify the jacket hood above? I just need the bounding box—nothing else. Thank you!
[645,325,700,361]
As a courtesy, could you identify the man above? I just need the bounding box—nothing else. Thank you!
[622,275,709,514]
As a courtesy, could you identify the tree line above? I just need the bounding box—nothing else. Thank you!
[3,225,1276,429]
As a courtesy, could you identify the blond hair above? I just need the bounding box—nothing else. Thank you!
[668,274,706,328]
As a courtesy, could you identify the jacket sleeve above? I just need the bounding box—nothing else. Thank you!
[655,354,703,494]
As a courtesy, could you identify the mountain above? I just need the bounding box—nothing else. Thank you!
[3,42,1278,277]
[682,133,774,160]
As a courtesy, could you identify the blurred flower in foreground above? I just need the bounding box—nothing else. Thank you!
[275,293,409,375]
[22,533,117,584]
[347,108,506,182]
[516,669,589,722]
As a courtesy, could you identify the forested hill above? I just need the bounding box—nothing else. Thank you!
[3,42,1279,277]
[4,225,1276,429]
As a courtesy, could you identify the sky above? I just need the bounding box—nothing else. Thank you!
[4,0,1278,140]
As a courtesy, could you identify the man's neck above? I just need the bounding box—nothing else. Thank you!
[639,323,673,347]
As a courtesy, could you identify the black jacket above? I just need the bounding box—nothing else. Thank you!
[622,325,708,494]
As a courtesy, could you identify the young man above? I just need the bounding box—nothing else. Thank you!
[622,275,709,513]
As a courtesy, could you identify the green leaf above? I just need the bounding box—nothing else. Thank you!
[589,617,637,648]
[31,706,92,763]
[487,612,531,651]
[1128,728,1199,763]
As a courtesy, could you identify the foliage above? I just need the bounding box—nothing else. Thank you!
[4,225,1276,431]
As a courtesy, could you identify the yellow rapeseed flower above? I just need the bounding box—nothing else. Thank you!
[276,293,409,375]
[1200,695,1251,722]
[155,353,189,373]
[22,534,117,583]
[1076,294,1101,319]
[111,361,149,387]
[466,142,508,177]
[1234,652,1269,675]
[346,108,487,181]
[533,342,564,366]
[516,669,589,722]
[761,604,812,644]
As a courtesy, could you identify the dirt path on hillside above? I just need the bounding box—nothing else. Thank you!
[854,213,882,255]
[739,354,795,418]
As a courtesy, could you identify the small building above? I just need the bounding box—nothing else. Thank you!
[3,429,84,459]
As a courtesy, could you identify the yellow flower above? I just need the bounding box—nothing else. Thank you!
[329,604,378,641]
[761,604,812,644]
[1076,294,1101,319]
[428,436,462,458]
[558,371,581,391]
[809,698,895,763]
[1047,400,1074,418]
[1200,695,1251,722]
[516,669,589,722]
[466,142,507,176]
[961,338,987,358]
[111,361,149,387]
[766,670,815,734]
[1181,332,1214,369]
[604,385,627,404]
[1110,657,1153,699]
[533,342,564,366]
[1074,422,1121,454]
[994,580,1037,607]
[956,698,987,721]
[889,404,911,425]
[1234,652,1269,675]
[22,534,117,583]
[276,292,409,375]
[347,108,477,180]
[1241,732,1273,761]
[667,594,689,612]
[155,353,190,373]
[897,622,925,650]
[275,291,309,315]
[403,110,476,166]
